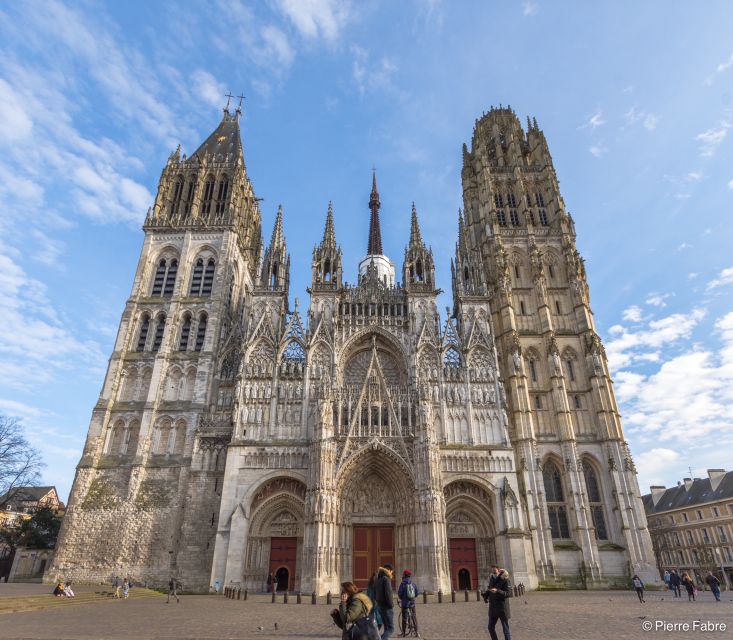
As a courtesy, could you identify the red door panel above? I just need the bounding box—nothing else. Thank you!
[353,526,395,589]
[269,537,297,591]
[449,538,478,590]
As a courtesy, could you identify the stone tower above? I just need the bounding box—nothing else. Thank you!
[460,106,656,586]
[48,105,264,586]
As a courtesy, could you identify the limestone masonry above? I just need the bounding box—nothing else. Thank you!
[48,105,657,593]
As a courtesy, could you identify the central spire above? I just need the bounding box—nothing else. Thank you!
[367,171,383,255]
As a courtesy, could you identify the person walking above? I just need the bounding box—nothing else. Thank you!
[267,573,273,593]
[112,575,122,599]
[483,565,512,640]
[663,570,670,591]
[397,569,419,636]
[122,577,130,599]
[375,563,395,640]
[681,572,696,601]
[632,575,645,603]
[705,572,721,602]
[167,577,180,604]
[669,570,682,598]
[366,572,383,634]
[332,581,379,640]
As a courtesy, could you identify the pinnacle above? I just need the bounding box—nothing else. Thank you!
[322,201,336,245]
[270,205,285,249]
[409,202,423,247]
[367,172,383,255]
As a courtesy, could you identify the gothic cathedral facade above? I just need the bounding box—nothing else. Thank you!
[49,106,656,592]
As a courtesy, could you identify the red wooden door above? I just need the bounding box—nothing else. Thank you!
[449,538,478,590]
[269,537,297,591]
[353,526,395,589]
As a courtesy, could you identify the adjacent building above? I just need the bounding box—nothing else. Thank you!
[643,469,733,588]
[48,105,656,592]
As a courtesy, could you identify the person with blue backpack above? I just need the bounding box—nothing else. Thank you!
[397,569,419,637]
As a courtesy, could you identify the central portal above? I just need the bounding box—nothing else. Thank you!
[353,526,394,589]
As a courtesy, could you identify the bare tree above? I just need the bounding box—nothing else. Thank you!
[0,416,45,509]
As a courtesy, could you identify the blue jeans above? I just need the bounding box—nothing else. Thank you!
[488,612,511,640]
[378,606,394,640]
[712,587,721,601]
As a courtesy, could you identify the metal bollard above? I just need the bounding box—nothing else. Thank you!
[464,589,469,602]
[237,588,241,600]
[451,589,456,603]
[284,591,289,604]
[311,591,317,605]
[327,591,332,605]
[438,590,443,604]
[244,589,248,601]
[297,592,302,604]
[422,591,427,604]
[513,585,518,597]
[476,589,481,601]
[271,590,276,603]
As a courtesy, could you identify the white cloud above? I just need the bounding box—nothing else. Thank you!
[622,305,644,322]
[351,45,398,95]
[522,1,539,16]
[728,178,733,190]
[706,52,733,85]
[635,448,682,490]
[260,24,296,69]
[676,242,692,251]
[645,292,673,307]
[589,144,607,157]
[274,0,350,43]
[580,110,605,130]
[605,308,705,370]
[624,106,658,131]
[643,113,658,131]
[191,70,227,109]
[707,266,733,290]
[695,121,731,157]
[0,78,34,142]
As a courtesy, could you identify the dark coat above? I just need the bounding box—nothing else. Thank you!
[338,592,378,640]
[375,567,394,609]
[705,575,721,589]
[483,570,512,619]
[669,573,681,587]
[681,576,695,594]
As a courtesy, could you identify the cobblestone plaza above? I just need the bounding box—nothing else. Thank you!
[2,585,730,640]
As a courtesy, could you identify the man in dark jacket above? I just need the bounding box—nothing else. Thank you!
[374,564,395,640]
[705,571,721,602]
[483,565,512,640]
[668,569,682,598]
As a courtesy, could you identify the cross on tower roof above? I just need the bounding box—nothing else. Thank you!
[224,92,235,110]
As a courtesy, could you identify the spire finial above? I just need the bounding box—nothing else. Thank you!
[367,171,383,255]
[224,92,234,112]
[271,204,284,248]
[409,201,423,247]
[323,201,336,244]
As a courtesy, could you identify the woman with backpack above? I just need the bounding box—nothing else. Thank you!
[397,569,419,636]
[632,575,645,603]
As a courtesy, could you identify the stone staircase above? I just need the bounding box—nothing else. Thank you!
[0,587,164,614]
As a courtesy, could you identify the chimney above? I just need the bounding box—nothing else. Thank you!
[650,486,666,506]
[683,477,693,491]
[708,469,726,492]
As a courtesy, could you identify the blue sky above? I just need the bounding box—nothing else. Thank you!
[1,0,732,503]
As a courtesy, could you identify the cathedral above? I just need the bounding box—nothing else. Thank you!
[48,104,657,593]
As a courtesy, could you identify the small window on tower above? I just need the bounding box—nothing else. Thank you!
[574,394,581,409]
[494,194,504,208]
[195,313,208,352]
[136,314,151,352]
[536,192,545,207]
[507,193,517,208]
[535,395,542,409]
[514,265,520,279]
[529,359,537,382]
[510,209,520,226]
[497,210,506,226]
[548,264,555,279]
[555,300,561,315]
[566,359,575,381]
[539,209,548,226]
[519,300,526,315]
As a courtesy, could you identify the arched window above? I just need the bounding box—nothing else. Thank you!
[195,312,207,352]
[125,420,140,456]
[565,358,575,381]
[183,178,196,217]
[497,210,507,226]
[528,358,537,382]
[202,259,215,295]
[136,314,151,351]
[215,175,229,215]
[543,461,570,539]
[416,259,423,281]
[510,209,520,226]
[170,175,184,216]
[190,259,204,295]
[151,259,167,295]
[463,266,470,283]
[152,314,166,352]
[163,259,178,296]
[573,394,582,409]
[179,313,192,351]
[201,175,215,215]
[583,462,608,540]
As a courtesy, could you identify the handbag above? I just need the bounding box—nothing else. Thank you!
[348,616,380,640]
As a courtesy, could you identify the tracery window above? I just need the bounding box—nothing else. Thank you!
[444,347,461,368]
[170,175,184,216]
[190,258,216,296]
[543,461,570,539]
[152,314,166,352]
[151,258,178,297]
[194,312,207,352]
[201,175,215,215]
[163,259,178,296]
[136,314,151,351]
[583,462,608,540]
[178,313,192,351]
[215,175,229,215]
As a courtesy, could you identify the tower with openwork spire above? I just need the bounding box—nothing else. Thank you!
[461,105,656,587]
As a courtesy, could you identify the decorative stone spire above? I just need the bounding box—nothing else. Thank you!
[323,201,336,246]
[409,202,423,247]
[259,205,289,293]
[367,171,383,255]
[312,201,342,288]
[271,204,285,249]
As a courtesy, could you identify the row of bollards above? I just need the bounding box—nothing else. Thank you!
[223,583,525,603]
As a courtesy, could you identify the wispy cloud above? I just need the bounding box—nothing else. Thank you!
[589,144,607,157]
[707,266,733,290]
[522,1,539,16]
[351,45,398,95]
[645,292,673,307]
[274,0,351,43]
[622,305,644,322]
[706,52,733,85]
[624,106,658,131]
[580,109,605,130]
[695,120,731,157]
